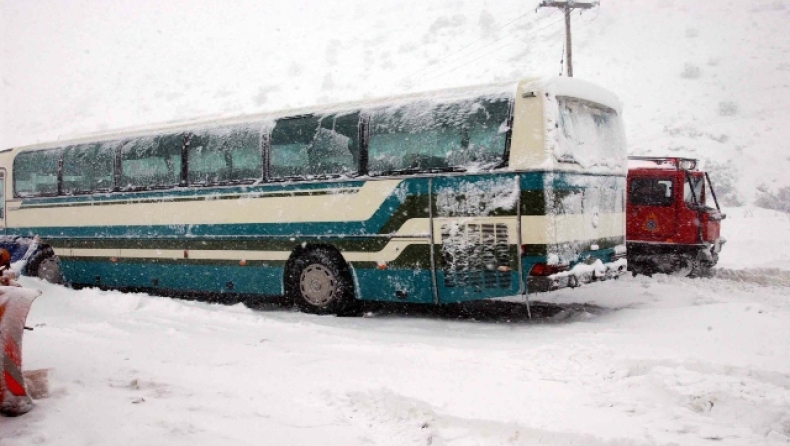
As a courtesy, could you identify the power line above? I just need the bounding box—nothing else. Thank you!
[399,10,554,84]
[412,15,566,87]
[578,3,601,23]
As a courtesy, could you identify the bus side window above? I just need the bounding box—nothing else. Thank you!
[188,125,262,185]
[369,103,439,174]
[270,116,319,180]
[450,98,510,167]
[270,113,360,180]
[13,148,63,197]
[310,112,360,177]
[63,142,118,194]
[368,97,510,175]
[120,134,183,190]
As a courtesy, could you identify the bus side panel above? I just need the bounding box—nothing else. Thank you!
[353,268,435,304]
[349,177,435,304]
[431,174,521,303]
[519,172,626,282]
[60,258,286,296]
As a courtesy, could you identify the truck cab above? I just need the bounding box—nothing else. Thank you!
[626,157,725,276]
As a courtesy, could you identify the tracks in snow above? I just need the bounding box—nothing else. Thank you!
[712,268,790,287]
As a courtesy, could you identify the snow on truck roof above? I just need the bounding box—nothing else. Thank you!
[7,77,622,153]
[628,156,699,171]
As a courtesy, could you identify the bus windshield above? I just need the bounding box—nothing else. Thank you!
[556,97,625,170]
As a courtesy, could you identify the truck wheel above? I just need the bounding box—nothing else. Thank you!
[287,248,358,315]
[671,256,697,277]
[24,246,63,284]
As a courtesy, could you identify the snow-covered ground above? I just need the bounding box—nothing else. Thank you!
[2,0,790,444]
[1,209,788,445]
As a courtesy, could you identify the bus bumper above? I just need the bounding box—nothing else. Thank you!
[527,258,628,294]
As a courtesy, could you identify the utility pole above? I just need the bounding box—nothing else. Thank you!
[538,1,599,77]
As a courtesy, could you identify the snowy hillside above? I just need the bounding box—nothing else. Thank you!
[2,0,789,203]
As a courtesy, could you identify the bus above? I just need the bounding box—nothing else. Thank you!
[0,76,627,314]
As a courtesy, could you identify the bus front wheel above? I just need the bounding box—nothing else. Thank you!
[287,248,357,315]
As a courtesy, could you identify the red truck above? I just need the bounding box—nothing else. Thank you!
[626,156,726,277]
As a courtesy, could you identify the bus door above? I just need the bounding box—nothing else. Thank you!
[431,174,521,303]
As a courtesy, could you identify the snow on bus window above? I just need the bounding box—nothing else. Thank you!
[62,141,119,194]
[188,124,262,184]
[120,134,183,189]
[367,96,510,175]
[14,148,63,197]
[555,97,625,170]
[270,112,359,179]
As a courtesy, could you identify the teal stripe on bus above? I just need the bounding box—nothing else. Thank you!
[11,172,625,241]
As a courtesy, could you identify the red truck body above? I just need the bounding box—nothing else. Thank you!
[626,157,726,276]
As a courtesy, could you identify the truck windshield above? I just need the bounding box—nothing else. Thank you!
[629,178,674,206]
[684,174,706,206]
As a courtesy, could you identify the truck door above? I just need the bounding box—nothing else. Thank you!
[627,174,677,242]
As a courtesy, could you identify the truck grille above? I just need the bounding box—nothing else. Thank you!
[441,223,510,289]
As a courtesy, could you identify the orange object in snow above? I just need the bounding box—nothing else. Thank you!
[0,285,42,416]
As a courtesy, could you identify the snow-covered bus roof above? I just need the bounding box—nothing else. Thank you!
[519,77,623,115]
[628,156,700,171]
[5,76,620,153]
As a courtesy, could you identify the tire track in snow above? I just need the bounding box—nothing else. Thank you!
[712,268,790,288]
[337,389,648,446]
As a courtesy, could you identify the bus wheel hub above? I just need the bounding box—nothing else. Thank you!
[300,265,337,306]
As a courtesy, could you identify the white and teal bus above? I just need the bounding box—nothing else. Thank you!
[0,77,626,314]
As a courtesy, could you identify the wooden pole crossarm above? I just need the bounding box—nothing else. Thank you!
[537,1,599,77]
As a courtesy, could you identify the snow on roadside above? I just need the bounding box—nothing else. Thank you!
[1,273,788,446]
[715,206,790,274]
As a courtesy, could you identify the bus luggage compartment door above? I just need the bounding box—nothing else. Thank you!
[431,175,521,303]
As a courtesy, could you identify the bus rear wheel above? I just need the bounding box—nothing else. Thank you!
[288,248,357,315]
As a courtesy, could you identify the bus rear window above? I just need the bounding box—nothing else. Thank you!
[556,97,625,170]
[629,178,674,206]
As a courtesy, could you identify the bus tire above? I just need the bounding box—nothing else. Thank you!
[24,246,63,284]
[288,248,357,315]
